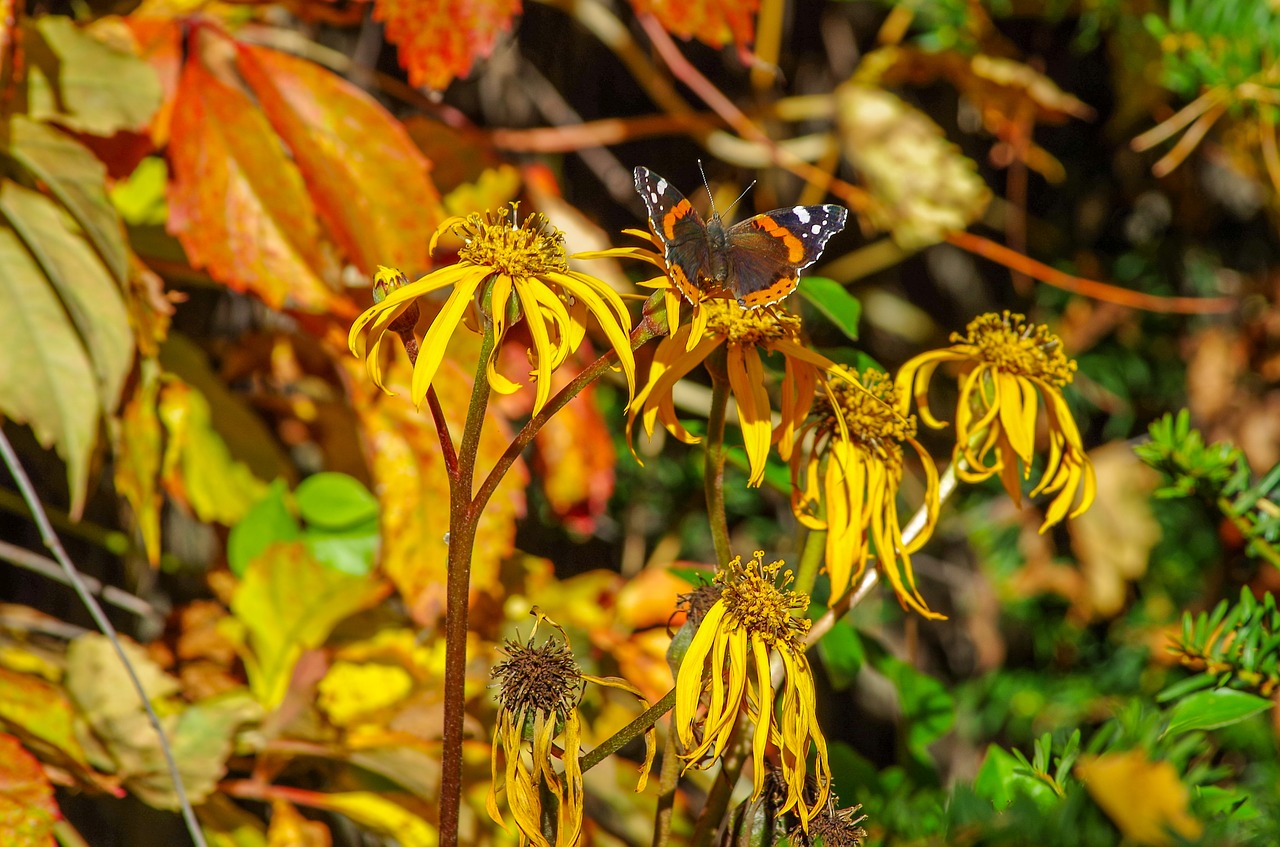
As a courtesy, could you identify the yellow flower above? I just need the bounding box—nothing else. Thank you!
[628,299,833,486]
[348,207,636,414]
[488,610,653,847]
[792,368,942,618]
[674,552,831,831]
[896,312,1096,531]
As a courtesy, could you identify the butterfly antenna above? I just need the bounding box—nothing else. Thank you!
[698,159,756,220]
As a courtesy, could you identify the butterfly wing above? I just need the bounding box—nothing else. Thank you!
[634,167,712,303]
[724,205,848,308]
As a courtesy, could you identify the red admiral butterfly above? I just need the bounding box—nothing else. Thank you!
[634,166,848,309]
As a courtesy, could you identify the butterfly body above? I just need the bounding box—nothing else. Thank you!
[634,166,848,309]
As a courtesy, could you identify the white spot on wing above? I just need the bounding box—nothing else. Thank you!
[656,178,668,196]
[794,207,810,224]
[650,192,660,204]
[811,224,822,234]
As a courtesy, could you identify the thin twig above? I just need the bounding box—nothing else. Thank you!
[0,539,160,621]
[0,430,208,847]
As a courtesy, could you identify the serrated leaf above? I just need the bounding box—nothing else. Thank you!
[167,57,337,313]
[229,542,389,708]
[1164,688,1273,736]
[24,16,162,136]
[295,472,379,530]
[235,42,441,274]
[373,0,520,90]
[0,733,59,847]
[0,181,133,412]
[7,117,128,283]
[799,277,861,342]
[0,223,98,516]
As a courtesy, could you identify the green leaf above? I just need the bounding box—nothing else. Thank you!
[228,542,388,708]
[0,180,132,412]
[7,117,128,284]
[800,276,861,341]
[24,16,162,137]
[973,744,1058,812]
[1164,688,1273,736]
[295,472,379,530]
[305,524,379,577]
[227,480,301,577]
[870,647,955,766]
[110,156,169,227]
[816,614,864,690]
[0,223,98,516]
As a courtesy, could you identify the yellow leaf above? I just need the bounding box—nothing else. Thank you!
[267,800,331,847]
[1076,750,1203,846]
[312,792,436,847]
[835,82,991,250]
[317,662,414,727]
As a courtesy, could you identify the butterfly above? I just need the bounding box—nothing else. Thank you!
[634,166,848,309]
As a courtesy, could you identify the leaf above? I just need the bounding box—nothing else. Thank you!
[799,277,861,342]
[0,666,92,771]
[0,733,59,847]
[167,55,338,313]
[815,613,864,691]
[835,83,991,250]
[346,354,526,627]
[0,223,98,516]
[267,800,331,847]
[234,42,441,274]
[533,377,616,536]
[373,0,521,90]
[7,117,129,283]
[158,379,269,526]
[629,0,759,54]
[295,473,379,530]
[310,792,436,847]
[1164,688,1273,736]
[23,16,162,136]
[0,180,133,412]
[1076,750,1203,846]
[227,480,301,577]
[972,744,1058,812]
[228,542,389,708]
[113,366,164,565]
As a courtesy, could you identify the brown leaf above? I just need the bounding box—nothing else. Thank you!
[373,0,521,91]
[235,42,442,275]
[167,50,341,313]
[0,733,59,847]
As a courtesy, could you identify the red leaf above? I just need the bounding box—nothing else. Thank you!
[631,0,758,53]
[167,48,341,313]
[122,17,183,147]
[0,734,59,847]
[534,377,616,536]
[373,0,521,91]
[235,42,442,275]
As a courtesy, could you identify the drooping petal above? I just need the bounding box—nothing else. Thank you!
[410,269,491,406]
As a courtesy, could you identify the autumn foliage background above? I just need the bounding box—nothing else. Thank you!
[3,0,1280,845]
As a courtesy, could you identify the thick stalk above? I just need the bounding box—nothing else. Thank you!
[704,351,732,567]
[438,316,498,847]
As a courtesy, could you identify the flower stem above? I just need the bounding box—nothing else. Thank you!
[580,686,675,772]
[704,351,732,567]
[792,523,827,599]
[438,310,498,847]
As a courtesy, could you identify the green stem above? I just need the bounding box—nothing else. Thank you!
[650,722,682,847]
[704,351,732,567]
[792,524,826,599]
[438,312,498,847]
[581,687,675,773]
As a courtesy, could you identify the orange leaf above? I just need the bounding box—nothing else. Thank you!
[373,0,521,91]
[267,799,332,847]
[1076,750,1203,846]
[167,51,339,313]
[0,734,59,847]
[631,0,758,53]
[121,16,182,147]
[533,377,616,537]
[346,354,527,627]
[235,42,442,275]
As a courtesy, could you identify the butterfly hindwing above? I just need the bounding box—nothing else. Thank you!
[724,205,848,307]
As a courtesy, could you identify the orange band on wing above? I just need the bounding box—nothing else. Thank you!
[662,200,695,241]
[738,275,798,308]
[751,217,806,263]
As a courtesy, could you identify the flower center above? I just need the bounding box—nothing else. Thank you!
[703,300,802,346]
[816,367,914,465]
[491,637,583,720]
[716,551,811,650]
[956,311,1075,386]
[455,206,569,278]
